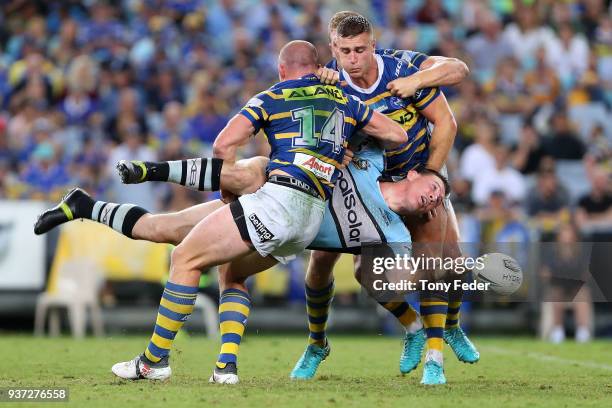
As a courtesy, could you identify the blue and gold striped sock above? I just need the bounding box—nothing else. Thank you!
[216,288,251,369]
[378,301,420,329]
[305,281,334,347]
[446,301,461,329]
[420,291,448,353]
[144,281,198,363]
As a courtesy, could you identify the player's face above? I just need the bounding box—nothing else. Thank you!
[334,32,375,80]
[403,172,445,214]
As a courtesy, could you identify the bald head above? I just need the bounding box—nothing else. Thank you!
[278,40,318,81]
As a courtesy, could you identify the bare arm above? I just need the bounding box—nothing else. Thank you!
[221,156,268,195]
[361,110,408,150]
[212,114,256,162]
[417,56,470,87]
[387,56,470,98]
[419,93,457,171]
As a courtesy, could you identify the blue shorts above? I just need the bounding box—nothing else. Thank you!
[308,147,411,254]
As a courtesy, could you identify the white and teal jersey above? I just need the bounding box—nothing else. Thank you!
[309,143,411,253]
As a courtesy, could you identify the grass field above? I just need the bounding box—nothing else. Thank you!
[1,334,611,407]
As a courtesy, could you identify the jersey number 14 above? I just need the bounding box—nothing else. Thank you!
[291,106,344,154]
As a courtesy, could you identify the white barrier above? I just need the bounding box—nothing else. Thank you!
[0,200,47,290]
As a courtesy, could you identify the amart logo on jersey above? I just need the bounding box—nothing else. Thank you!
[293,153,335,182]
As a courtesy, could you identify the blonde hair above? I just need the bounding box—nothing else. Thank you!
[328,11,361,36]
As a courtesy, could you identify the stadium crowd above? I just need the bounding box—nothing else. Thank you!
[0,0,610,244]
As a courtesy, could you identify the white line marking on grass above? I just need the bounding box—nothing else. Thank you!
[482,346,612,372]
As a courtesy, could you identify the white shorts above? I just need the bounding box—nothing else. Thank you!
[231,182,326,263]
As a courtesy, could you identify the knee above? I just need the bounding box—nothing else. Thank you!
[170,244,199,277]
[307,252,338,283]
[218,263,246,289]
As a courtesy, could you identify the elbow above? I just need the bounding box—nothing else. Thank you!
[389,128,408,149]
[458,59,470,79]
[449,114,458,136]
[449,58,470,84]
[212,139,230,159]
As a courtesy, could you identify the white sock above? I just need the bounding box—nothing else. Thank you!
[549,326,565,344]
[406,318,423,334]
[575,326,591,343]
[425,349,443,365]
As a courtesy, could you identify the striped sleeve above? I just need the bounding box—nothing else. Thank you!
[238,93,269,134]
[376,48,429,68]
[349,95,373,130]
[398,63,440,110]
[413,87,440,110]
[409,52,428,68]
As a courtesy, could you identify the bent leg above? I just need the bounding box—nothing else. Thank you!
[120,156,269,195]
[132,200,225,245]
[142,205,252,365]
[170,204,253,285]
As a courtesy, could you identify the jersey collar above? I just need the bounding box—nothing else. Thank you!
[341,54,384,95]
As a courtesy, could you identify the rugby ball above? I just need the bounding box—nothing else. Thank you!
[474,253,523,295]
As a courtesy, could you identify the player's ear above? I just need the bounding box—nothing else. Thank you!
[278,63,286,81]
[405,169,419,181]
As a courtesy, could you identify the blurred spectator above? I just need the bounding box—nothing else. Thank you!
[593,15,612,88]
[502,4,556,64]
[0,117,11,164]
[459,118,497,182]
[145,64,184,112]
[524,47,561,106]
[184,76,229,154]
[450,177,474,214]
[106,125,158,211]
[576,166,612,238]
[465,12,513,78]
[105,87,148,144]
[61,55,99,127]
[511,124,548,175]
[541,222,593,344]
[472,144,527,206]
[21,142,70,201]
[152,101,189,157]
[487,57,534,144]
[448,79,496,148]
[415,0,449,24]
[542,112,586,160]
[526,162,571,241]
[546,23,590,87]
[476,190,528,244]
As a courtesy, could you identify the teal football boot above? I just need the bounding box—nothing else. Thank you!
[290,342,330,380]
[444,327,480,363]
[399,328,426,374]
[420,360,446,385]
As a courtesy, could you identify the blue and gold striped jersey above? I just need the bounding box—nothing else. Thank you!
[239,74,373,200]
[337,54,440,178]
[325,48,429,71]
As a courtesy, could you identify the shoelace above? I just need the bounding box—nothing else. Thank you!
[403,332,423,353]
[300,347,325,368]
[427,361,442,375]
